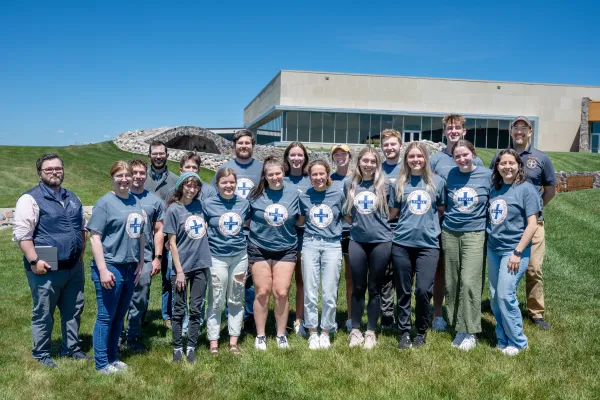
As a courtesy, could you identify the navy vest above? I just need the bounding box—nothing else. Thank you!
[22,183,84,270]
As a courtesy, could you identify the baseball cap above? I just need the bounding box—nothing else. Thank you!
[330,144,351,157]
[510,116,532,129]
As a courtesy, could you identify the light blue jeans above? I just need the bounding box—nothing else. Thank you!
[301,234,342,331]
[487,246,531,350]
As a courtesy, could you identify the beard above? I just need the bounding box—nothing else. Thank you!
[235,149,253,160]
[151,159,166,170]
[41,174,64,188]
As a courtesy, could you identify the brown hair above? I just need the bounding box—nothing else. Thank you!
[148,140,167,155]
[110,161,133,177]
[215,167,237,185]
[233,129,256,145]
[307,159,333,188]
[380,129,402,144]
[130,159,148,170]
[492,149,526,190]
[180,152,201,169]
[443,113,466,128]
[283,141,309,176]
[248,156,285,202]
[167,176,201,207]
[452,140,477,158]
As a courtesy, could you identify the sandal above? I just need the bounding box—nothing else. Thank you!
[229,344,241,355]
[209,346,219,355]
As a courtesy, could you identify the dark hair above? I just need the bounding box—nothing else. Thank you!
[283,141,309,176]
[492,149,526,189]
[167,176,202,207]
[36,154,63,173]
[180,152,201,169]
[215,167,237,185]
[148,140,168,154]
[130,159,148,170]
[307,159,333,188]
[452,140,477,158]
[248,155,285,202]
[233,129,255,145]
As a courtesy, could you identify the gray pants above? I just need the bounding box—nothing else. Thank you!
[25,261,85,359]
[125,261,153,341]
[380,262,395,321]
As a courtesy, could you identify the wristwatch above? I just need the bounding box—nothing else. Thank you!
[30,258,39,266]
[154,254,163,261]
[513,249,523,257]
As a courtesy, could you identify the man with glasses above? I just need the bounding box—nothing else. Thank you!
[13,154,91,368]
[490,116,556,330]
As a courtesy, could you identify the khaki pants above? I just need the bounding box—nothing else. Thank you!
[527,221,546,319]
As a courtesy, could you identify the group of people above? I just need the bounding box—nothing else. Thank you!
[14,113,557,373]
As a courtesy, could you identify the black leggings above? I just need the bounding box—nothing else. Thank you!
[391,244,439,335]
[171,269,208,348]
[349,240,392,331]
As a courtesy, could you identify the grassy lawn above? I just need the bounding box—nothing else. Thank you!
[1,188,599,399]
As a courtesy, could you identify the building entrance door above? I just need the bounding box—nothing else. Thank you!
[403,130,421,142]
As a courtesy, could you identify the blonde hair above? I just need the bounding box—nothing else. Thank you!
[380,129,402,144]
[442,113,466,128]
[110,160,133,177]
[395,142,436,201]
[343,147,388,216]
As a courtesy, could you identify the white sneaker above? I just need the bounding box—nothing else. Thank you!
[346,319,352,332]
[97,364,121,374]
[255,335,267,351]
[451,332,467,347]
[319,333,331,349]
[432,317,448,332]
[277,335,290,349]
[502,346,522,356]
[294,320,307,336]
[458,334,477,351]
[110,360,128,370]
[308,333,321,350]
[363,332,377,350]
[348,329,364,347]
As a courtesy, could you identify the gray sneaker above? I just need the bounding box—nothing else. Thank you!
[348,329,364,348]
[97,364,120,374]
[363,332,377,350]
[39,357,58,369]
[111,360,128,370]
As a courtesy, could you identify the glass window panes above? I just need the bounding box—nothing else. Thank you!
[475,119,487,148]
[592,122,600,134]
[404,116,421,131]
[392,115,403,132]
[323,112,334,143]
[432,117,444,143]
[286,111,298,142]
[382,115,393,132]
[592,133,599,153]
[498,120,510,148]
[421,117,432,141]
[347,114,360,144]
[371,115,381,141]
[359,114,370,144]
[335,113,347,143]
[282,112,288,141]
[298,111,310,142]
[310,112,322,143]
[487,119,499,149]
[464,118,475,144]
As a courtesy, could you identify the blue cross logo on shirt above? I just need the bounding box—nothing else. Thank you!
[314,208,329,223]
[129,217,142,234]
[238,182,250,196]
[457,191,474,207]
[411,194,427,210]
[489,199,507,225]
[190,219,202,234]
[224,216,239,231]
[491,203,503,219]
[358,194,374,210]
[269,208,284,222]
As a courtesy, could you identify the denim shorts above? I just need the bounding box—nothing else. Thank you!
[247,241,298,264]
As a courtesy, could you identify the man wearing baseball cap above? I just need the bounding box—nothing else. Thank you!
[490,116,557,330]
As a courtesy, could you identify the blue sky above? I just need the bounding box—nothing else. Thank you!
[1,0,599,146]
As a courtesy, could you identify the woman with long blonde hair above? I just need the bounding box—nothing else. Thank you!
[343,147,392,349]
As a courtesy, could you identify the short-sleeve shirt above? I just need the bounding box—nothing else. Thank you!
[382,161,402,225]
[487,181,541,252]
[430,150,484,180]
[248,185,300,251]
[300,186,345,240]
[285,174,311,229]
[87,192,145,265]
[389,175,446,249]
[443,166,492,232]
[344,179,392,243]
[163,200,212,273]
[331,172,352,232]
[203,194,249,257]
[131,190,164,262]
[211,158,263,199]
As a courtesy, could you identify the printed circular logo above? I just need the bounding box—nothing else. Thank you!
[489,199,508,225]
[218,212,243,236]
[264,204,288,227]
[126,213,144,239]
[353,191,377,215]
[526,158,538,169]
[309,205,334,228]
[407,190,431,215]
[236,178,254,198]
[184,215,206,239]
[453,187,479,213]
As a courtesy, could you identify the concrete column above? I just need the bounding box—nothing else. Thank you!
[579,97,590,152]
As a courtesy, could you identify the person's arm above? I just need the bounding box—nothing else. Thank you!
[541,155,557,207]
[135,234,145,285]
[296,215,306,226]
[344,216,352,225]
[508,213,538,272]
[437,205,446,223]
[89,231,116,289]
[388,207,399,221]
[14,195,51,274]
[169,234,186,291]
[542,185,556,207]
[151,221,164,276]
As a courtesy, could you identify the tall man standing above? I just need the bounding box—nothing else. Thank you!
[144,140,178,328]
[212,129,263,331]
[490,116,556,330]
[14,154,91,368]
[124,159,164,351]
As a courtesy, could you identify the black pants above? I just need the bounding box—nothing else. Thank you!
[349,240,392,331]
[391,244,439,335]
[171,269,208,348]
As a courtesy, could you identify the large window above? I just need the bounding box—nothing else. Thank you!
[404,116,421,131]
[392,115,403,131]
[348,114,360,144]
[323,112,335,143]
[371,115,381,139]
[310,112,322,143]
[498,120,510,148]
[298,112,310,142]
[487,119,499,149]
[382,115,393,132]
[285,111,297,142]
[475,119,487,148]
[421,117,432,141]
[432,117,444,143]
[592,122,600,153]
[335,113,347,143]
[465,118,476,144]
[359,114,371,143]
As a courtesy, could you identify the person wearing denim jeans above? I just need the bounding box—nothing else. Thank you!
[487,149,541,356]
[298,159,346,349]
[88,161,146,373]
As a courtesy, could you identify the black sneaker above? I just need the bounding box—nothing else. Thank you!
[412,334,426,348]
[397,332,412,350]
[531,318,551,330]
[39,357,58,368]
[71,351,93,360]
[186,349,197,364]
[381,315,396,331]
[173,349,183,363]
[127,338,148,353]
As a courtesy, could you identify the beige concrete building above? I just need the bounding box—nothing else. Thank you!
[244,70,600,152]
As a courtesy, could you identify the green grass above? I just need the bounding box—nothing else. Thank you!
[1,189,599,399]
[0,142,214,207]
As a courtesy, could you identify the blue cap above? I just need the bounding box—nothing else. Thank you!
[175,172,201,190]
[510,116,532,129]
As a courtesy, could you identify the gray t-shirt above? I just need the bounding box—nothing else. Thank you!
[248,185,300,251]
[430,150,484,180]
[389,175,446,249]
[285,174,311,229]
[203,194,249,257]
[87,192,145,265]
[344,180,392,243]
[487,181,541,252]
[211,158,264,199]
[300,186,345,240]
[382,160,402,226]
[443,166,492,232]
[163,200,212,272]
[331,172,351,232]
[131,190,164,262]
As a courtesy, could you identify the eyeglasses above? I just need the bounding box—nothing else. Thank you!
[150,152,166,156]
[42,167,64,173]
